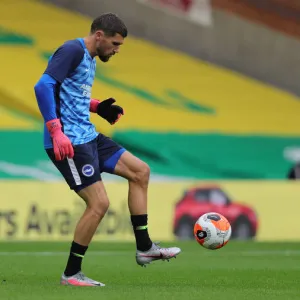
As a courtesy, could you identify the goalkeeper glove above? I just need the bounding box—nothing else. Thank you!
[91,98,124,125]
[46,118,74,161]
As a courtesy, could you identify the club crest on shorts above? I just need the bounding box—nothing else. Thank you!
[82,164,94,177]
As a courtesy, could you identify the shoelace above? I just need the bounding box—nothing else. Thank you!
[153,242,172,255]
[77,272,86,281]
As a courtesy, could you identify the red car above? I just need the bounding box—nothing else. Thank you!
[173,184,258,240]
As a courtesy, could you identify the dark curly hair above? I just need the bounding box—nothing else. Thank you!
[90,13,128,38]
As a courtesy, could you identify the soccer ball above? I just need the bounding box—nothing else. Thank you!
[194,212,231,250]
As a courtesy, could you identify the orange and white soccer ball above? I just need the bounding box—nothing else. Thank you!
[194,212,231,250]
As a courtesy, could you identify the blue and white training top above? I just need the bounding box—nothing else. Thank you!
[34,38,98,149]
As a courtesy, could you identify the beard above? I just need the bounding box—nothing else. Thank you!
[96,47,113,62]
[98,55,110,62]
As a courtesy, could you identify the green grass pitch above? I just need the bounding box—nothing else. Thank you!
[0,241,299,299]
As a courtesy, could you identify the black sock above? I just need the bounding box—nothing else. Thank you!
[131,214,152,251]
[64,241,88,277]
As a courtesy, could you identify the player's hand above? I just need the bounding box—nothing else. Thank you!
[95,98,124,125]
[46,119,74,161]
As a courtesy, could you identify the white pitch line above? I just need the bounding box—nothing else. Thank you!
[0,251,131,256]
[200,250,300,256]
[235,250,300,256]
[0,250,300,256]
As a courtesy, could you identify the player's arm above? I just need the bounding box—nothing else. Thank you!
[34,74,58,123]
[34,42,84,121]
[34,73,74,161]
[34,42,84,160]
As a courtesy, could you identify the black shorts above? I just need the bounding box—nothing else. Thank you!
[46,133,126,192]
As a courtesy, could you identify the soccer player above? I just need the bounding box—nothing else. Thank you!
[34,13,181,287]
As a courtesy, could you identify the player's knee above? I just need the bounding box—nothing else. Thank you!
[133,162,150,187]
[88,198,110,221]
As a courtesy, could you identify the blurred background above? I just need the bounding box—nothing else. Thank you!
[0,0,300,243]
